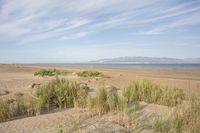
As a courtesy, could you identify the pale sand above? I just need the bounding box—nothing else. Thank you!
[0,64,199,132]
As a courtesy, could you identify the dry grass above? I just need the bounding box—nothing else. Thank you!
[95,87,108,116]
[0,95,40,122]
[150,94,200,133]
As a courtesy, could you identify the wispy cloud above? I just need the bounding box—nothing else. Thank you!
[0,0,200,44]
[141,11,200,35]
[59,31,92,40]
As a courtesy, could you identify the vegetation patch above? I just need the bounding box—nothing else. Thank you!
[0,77,89,122]
[36,77,88,111]
[77,70,110,78]
[86,87,139,116]
[34,69,71,77]
[123,80,185,107]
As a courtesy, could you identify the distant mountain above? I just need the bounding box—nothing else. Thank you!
[89,57,200,64]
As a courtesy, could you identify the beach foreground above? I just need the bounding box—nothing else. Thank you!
[0,64,200,133]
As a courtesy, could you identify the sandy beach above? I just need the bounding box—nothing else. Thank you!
[0,64,200,132]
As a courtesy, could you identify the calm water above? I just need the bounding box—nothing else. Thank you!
[48,63,200,69]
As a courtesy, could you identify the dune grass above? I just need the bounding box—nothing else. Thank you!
[151,95,200,133]
[86,87,137,116]
[95,87,108,115]
[77,70,110,78]
[36,77,88,111]
[34,69,71,77]
[2,77,196,132]
[0,95,40,122]
[123,80,184,107]
[0,77,89,122]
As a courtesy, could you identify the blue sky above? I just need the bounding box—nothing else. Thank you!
[0,0,200,63]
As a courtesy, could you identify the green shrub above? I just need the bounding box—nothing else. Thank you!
[77,70,110,78]
[34,69,71,77]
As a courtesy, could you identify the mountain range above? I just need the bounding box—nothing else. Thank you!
[89,57,200,64]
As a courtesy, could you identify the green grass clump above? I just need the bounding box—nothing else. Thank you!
[123,80,184,106]
[77,70,110,78]
[36,77,88,111]
[90,87,135,115]
[34,69,71,77]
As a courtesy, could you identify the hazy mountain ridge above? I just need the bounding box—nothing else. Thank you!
[89,57,200,64]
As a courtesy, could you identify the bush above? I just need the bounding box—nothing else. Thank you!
[34,69,71,77]
[123,80,185,106]
[77,70,110,78]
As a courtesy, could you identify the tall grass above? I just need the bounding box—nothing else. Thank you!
[0,95,40,122]
[95,87,108,116]
[91,87,134,115]
[151,95,200,133]
[86,95,94,111]
[107,90,120,111]
[36,77,88,111]
[123,80,184,106]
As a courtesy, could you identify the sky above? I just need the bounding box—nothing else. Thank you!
[0,0,200,63]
